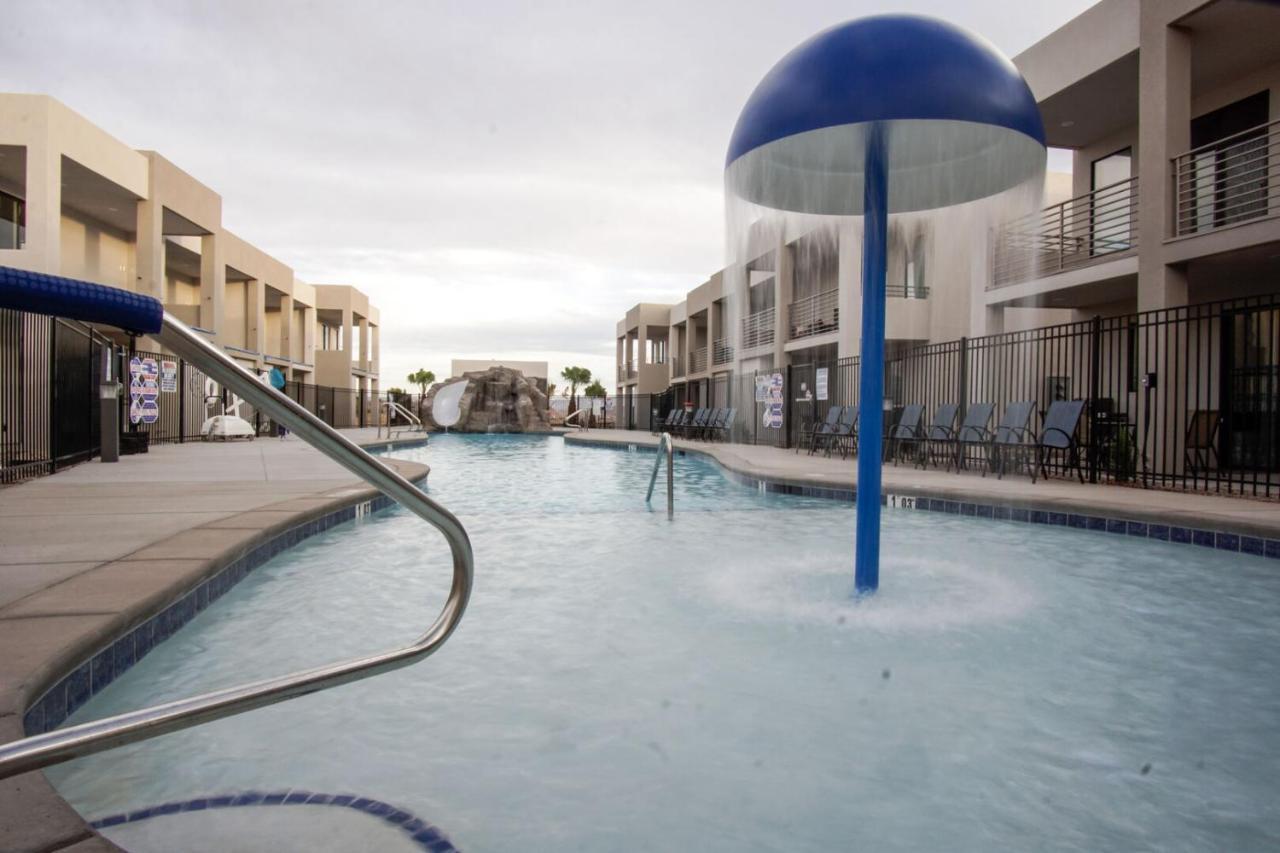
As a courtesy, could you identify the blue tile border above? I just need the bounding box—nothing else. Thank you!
[573,436,1280,566]
[22,486,412,738]
[89,790,459,852]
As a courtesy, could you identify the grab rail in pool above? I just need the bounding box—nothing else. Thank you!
[378,398,426,440]
[645,432,675,519]
[0,268,474,780]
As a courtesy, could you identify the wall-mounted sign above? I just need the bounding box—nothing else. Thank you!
[816,367,829,401]
[160,360,178,393]
[763,402,784,429]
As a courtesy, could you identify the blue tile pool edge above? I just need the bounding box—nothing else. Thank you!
[89,789,459,852]
[573,437,1280,563]
[21,482,419,739]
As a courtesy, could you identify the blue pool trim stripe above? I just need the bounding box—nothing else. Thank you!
[22,490,404,738]
[89,790,459,852]
[581,439,1280,562]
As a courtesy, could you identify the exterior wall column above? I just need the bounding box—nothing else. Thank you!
[247,278,265,355]
[773,239,794,369]
[199,233,224,339]
[303,305,317,370]
[358,317,370,371]
[24,138,61,274]
[278,293,293,361]
[1136,15,1191,311]
[341,308,354,383]
[838,222,862,360]
[135,199,164,301]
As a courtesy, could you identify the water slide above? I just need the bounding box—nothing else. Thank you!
[432,379,469,429]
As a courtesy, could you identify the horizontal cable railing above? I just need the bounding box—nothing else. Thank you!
[1174,118,1278,238]
[888,280,929,299]
[991,176,1139,288]
[690,346,708,374]
[713,337,734,365]
[789,289,839,340]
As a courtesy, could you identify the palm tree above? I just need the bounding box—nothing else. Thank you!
[407,369,436,398]
[560,366,592,417]
[583,380,607,428]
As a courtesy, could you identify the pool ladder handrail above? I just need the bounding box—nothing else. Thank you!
[0,312,474,780]
[378,398,426,440]
[645,432,675,519]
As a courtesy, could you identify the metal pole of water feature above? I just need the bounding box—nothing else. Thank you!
[855,123,887,595]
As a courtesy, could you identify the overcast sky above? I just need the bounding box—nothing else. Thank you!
[4,0,1092,392]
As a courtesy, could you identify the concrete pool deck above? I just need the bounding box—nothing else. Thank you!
[0,429,430,853]
[564,429,1280,541]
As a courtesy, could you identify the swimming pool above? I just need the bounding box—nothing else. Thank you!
[49,434,1280,851]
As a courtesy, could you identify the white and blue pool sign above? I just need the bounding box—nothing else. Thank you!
[727,14,1045,594]
[129,356,161,424]
[763,402,784,430]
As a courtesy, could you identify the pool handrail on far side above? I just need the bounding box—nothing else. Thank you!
[0,267,474,780]
[645,431,675,519]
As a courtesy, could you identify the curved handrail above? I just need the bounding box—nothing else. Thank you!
[0,312,473,779]
[645,433,674,519]
[379,398,425,439]
[563,407,588,430]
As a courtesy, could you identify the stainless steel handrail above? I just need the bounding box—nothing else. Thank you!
[645,432,674,519]
[378,398,425,439]
[0,312,473,780]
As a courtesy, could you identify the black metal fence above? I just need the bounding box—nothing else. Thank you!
[620,292,1279,498]
[1,308,380,485]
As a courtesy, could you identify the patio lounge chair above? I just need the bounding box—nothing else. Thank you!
[1032,399,1086,483]
[823,405,859,459]
[947,402,995,472]
[709,408,736,442]
[1184,410,1221,475]
[916,403,959,469]
[989,400,1036,479]
[654,409,681,435]
[676,408,707,439]
[800,405,842,455]
[697,408,726,441]
[885,404,925,465]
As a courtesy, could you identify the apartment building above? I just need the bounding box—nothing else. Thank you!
[617,0,1279,430]
[0,94,380,395]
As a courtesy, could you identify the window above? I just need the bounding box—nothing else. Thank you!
[1090,148,1132,254]
[0,190,24,250]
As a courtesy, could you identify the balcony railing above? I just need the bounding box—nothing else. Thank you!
[689,346,708,374]
[712,337,734,365]
[1174,118,1278,238]
[991,176,1139,289]
[789,290,839,340]
[616,360,636,381]
[741,307,775,350]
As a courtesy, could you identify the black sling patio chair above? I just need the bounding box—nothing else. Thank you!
[709,408,736,442]
[1032,399,1087,483]
[800,405,843,455]
[823,405,859,459]
[885,404,925,465]
[989,400,1037,479]
[654,409,681,435]
[698,408,727,441]
[1184,410,1222,475]
[676,408,708,439]
[916,403,959,469]
[947,402,995,472]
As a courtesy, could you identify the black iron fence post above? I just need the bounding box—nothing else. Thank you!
[958,336,969,423]
[1088,314,1102,484]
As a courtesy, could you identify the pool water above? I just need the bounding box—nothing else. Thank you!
[50,435,1280,851]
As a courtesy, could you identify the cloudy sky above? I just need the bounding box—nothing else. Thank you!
[5,0,1091,392]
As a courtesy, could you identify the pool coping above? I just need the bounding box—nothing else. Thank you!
[564,431,1280,558]
[0,436,431,853]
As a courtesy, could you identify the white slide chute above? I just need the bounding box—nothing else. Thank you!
[432,379,469,429]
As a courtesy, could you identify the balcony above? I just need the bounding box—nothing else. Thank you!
[741,307,775,350]
[1174,119,1278,238]
[789,290,839,340]
[712,338,734,366]
[617,361,637,382]
[671,355,685,378]
[689,346,708,374]
[991,177,1138,288]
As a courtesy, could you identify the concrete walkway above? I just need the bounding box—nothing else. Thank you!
[0,429,429,853]
[565,429,1280,539]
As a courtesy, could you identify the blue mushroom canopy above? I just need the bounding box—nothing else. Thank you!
[726,14,1045,215]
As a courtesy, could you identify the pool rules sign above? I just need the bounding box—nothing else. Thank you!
[762,372,784,429]
[129,356,160,425]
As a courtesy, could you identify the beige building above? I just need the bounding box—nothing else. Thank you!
[616,0,1280,424]
[0,94,380,395]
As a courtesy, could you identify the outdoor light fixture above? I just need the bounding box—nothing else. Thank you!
[726,14,1045,593]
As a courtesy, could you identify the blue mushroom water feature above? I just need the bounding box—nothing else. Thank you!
[725,15,1046,594]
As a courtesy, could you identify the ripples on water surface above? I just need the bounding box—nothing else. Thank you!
[51,435,1280,851]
